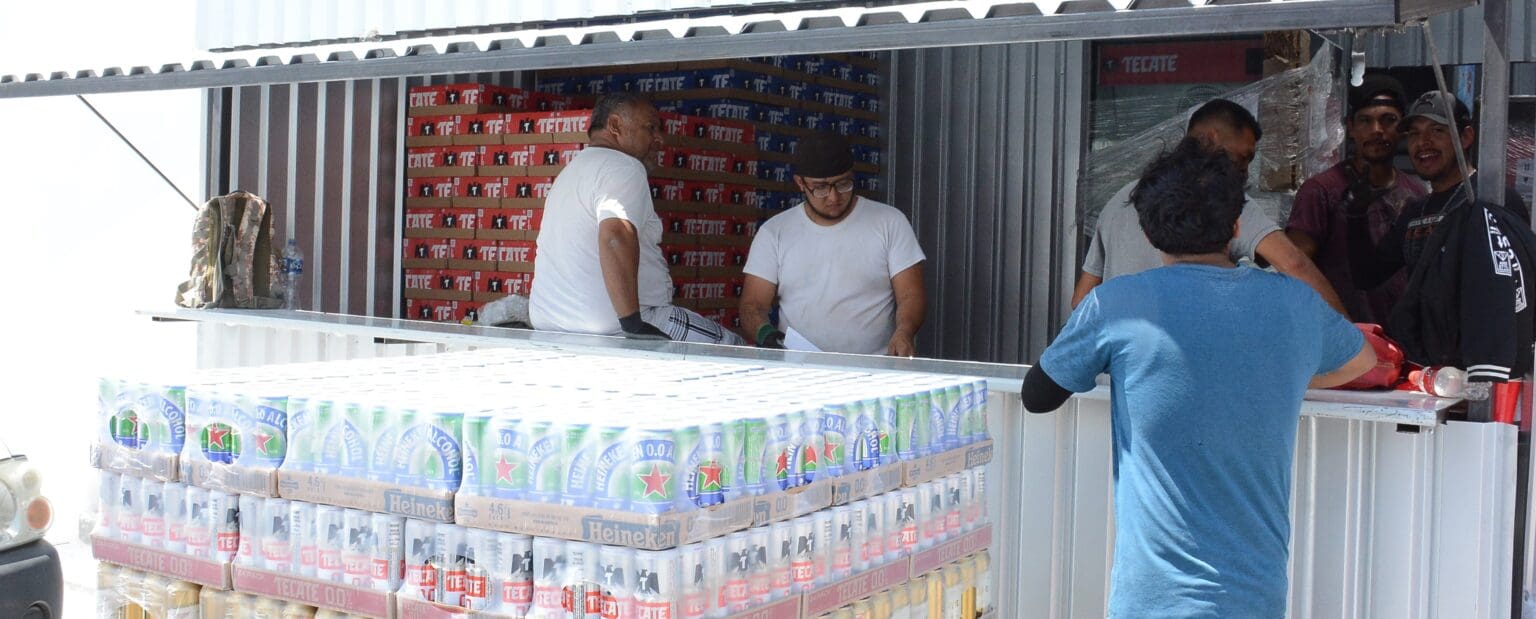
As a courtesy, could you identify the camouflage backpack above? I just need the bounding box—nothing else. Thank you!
[175,191,285,309]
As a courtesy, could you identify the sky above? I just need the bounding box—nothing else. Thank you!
[0,0,206,603]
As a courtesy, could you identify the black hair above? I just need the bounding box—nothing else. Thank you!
[589,93,650,135]
[1131,137,1247,256]
[1186,99,1263,143]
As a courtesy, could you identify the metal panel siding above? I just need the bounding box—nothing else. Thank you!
[1363,2,1535,66]
[890,41,1086,364]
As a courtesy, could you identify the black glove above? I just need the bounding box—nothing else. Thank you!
[1342,165,1383,219]
[618,312,670,341]
[756,324,787,349]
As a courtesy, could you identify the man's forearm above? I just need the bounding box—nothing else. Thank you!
[598,224,643,317]
[739,302,773,340]
[1282,259,1348,315]
[894,294,925,338]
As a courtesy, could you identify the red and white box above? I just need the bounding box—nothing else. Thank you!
[452,176,511,208]
[497,240,538,272]
[402,268,472,301]
[660,111,693,138]
[694,118,755,146]
[406,115,458,147]
[727,184,758,208]
[505,176,556,207]
[403,237,452,269]
[406,147,478,178]
[404,207,477,239]
[685,181,730,205]
[481,144,538,175]
[506,110,592,143]
[677,278,736,301]
[478,207,543,241]
[442,145,485,168]
[453,301,485,323]
[529,92,581,111]
[650,179,688,203]
[531,143,585,170]
[405,298,451,321]
[680,213,734,237]
[448,238,499,270]
[685,150,736,175]
[453,113,510,145]
[408,84,527,112]
[483,272,535,297]
[407,176,456,207]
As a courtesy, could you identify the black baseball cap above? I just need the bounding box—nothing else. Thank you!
[795,132,854,179]
[1348,74,1407,116]
[1403,90,1473,129]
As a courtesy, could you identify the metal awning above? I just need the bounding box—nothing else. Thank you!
[1,0,1473,98]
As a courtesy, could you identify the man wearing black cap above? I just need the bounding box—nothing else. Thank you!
[739,131,926,355]
[1346,90,1536,402]
[1285,74,1426,324]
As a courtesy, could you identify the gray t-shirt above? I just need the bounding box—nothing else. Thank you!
[1083,180,1280,280]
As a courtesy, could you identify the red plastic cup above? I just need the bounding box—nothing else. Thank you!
[1492,380,1523,425]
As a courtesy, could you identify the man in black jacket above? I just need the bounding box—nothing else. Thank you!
[1347,91,1536,405]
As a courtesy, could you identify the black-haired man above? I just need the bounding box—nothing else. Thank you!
[1073,99,1346,314]
[1024,137,1372,617]
[739,131,926,355]
[1347,91,1535,396]
[530,93,743,344]
[1286,74,1427,323]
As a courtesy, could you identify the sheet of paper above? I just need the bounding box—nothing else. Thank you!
[784,327,823,352]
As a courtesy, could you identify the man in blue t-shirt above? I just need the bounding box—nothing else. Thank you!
[1023,138,1375,618]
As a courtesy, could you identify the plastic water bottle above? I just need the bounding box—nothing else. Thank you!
[1409,365,1466,398]
[282,239,305,310]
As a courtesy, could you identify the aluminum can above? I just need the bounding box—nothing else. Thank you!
[236,494,262,569]
[314,505,346,582]
[767,414,795,491]
[403,518,437,600]
[860,497,884,569]
[748,528,772,604]
[681,543,709,619]
[525,419,563,504]
[629,427,677,513]
[819,403,852,478]
[591,424,631,511]
[768,521,794,600]
[371,513,404,592]
[184,485,211,559]
[96,471,118,540]
[853,399,881,471]
[489,414,529,500]
[561,422,595,507]
[790,516,817,592]
[703,537,729,618]
[896,488,919,556]
[814,509,836,585]
[139,478,166,547]
[433,523,468,606]
[499,532,535,615]
[724,531,752,612]
[342,509,374,587]
[686,422,727,508]
[115,474,141,545]
[290,501,317,577]
[460,412,492,496]
[598,545,636,619]
[163,481,187,555]
[262,498,293,572]
[532,536,567,616]
[875,395,899,466]
[365,402,399,484]
[943,475,963,541]
[720,418,746,501]
[741,417,769,496]
[633,549,680,619]
[462,528,494,610]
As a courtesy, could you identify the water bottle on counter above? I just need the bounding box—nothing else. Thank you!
[1408,365,1466,398]
[282,239,305,310]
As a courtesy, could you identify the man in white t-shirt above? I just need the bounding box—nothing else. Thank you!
[530,93,743,345]
[740,132,927,355]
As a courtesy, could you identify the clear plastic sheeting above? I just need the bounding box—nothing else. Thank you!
[1510,101,1535,207]
[1078,49,1345,239]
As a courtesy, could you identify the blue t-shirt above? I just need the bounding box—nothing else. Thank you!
[1040,264,1362,618]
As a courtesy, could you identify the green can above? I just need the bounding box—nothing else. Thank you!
[590,425,631,510]
[366,403,398,483]
[461,412,491,495]
[312,398,339,475]
[525,419,562,503]
[894,393,923,461]
[673,423,702,509]
[742,417,769,495]
[561,422,593,506]
[283,395,317,472]
[339,399,374,478]
[629,426,677,513]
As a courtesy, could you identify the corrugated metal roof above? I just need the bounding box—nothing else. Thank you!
[2,0,1473,99]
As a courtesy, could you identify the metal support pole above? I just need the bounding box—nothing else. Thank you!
[1479,0,1511,206]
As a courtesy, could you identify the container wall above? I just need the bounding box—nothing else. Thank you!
[887,41,1089,365]
[1361,1,1535,67]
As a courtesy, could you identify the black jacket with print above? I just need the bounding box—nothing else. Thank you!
[1389,198,1536,382]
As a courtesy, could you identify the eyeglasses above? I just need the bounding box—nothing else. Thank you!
[806,179,856,198]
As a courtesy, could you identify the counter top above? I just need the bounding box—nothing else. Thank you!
[145,308,1455,427]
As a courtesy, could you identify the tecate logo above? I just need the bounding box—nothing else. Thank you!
[536,116,587,133]
[408,152,437,168]
[409,91,439,107]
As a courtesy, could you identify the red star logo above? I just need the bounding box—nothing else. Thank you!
[699,461,723,491]
[256,432,274,451]
[803,447,818,467]
[496,455,519,483]
[775,451,790,477]
[823,440,839,461]
[206,425,230,449]
[638,464,671,498]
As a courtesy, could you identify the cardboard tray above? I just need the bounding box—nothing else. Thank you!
[909,524,993,579]
[91,441,179,482]
[722,595,802,619]
[829,465,904,506]
[902,440,993,488]
[181,459,281,497]
[233,564,395,619]
[92,534,233,590]
[455,478,831,550]
[278,470,456,522]
[395,597,536,619]
[800,559,911,617]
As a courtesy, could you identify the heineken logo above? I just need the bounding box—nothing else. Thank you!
[495,455,520,483]
[697,461,724,492]
[199,422,240,464]
[109,409,144,449]
[637,464,671,499]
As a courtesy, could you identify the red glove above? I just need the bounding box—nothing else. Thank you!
[1335,323,1406,390]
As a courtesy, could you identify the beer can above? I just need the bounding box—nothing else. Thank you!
[790,516,817,593]
[892,393,921,461]
[748,528,772,604]
[400,410,465,493]
[184,486,211,559]
[895,489,918,556]
[561,422,595,507]
[139,478,166,547]
[721,417,746,502]
[969,379,990,442]
[916,389,939,458]
[814,509,836,585]
[851,597,874,619]
[862,497,885,568]
[769,521,794,600]
[954,382,977,446]
[687,422,727,508]
[488,414,529,500]
[365,402,398,484]
[942,475,963,541]
[871,588,894,619]
[943,565,964,619]
[971,466,988,526]
[598,545,635,619]
[941,384,965,452]
[284,396,318,473]
[576,542,607,619]
[798,409,824,485]
[403,519,438,600]
[461,412,491,497]
[525,419,563,504]
[767,413,795,491]
[463,528,494,610]
[433,523,468,606]
[236,494,263,569]
[336,399,372,479]
[163,482,187,555]
[280,601,317,618]
[590,424,631,511]
[633,549,681,619]
[96,471,118,540]
[672,424,703,511]
[875,395,898,466]
[922,482,946,550]
[315,505,346,582]
[629,427,677,514]
[703,537,730,618]
[239,395,290,469]
[974,551,993,613]
[263,498,294,572]
[890,583,911,619]
[115,474,141,545]
[681,543,709,619]
[371,513,404,593]
[957,471,975,533]
[532,536,567,616]
[853,399,881,471]
[819,403,851,479]
[309,399,340,475]
[741,417,769,496]
[291,501,317,577]
[724,531,752,612]
[500,532,535,615]
[844,503,867,575]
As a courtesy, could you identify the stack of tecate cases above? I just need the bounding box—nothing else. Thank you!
[92,348,994,618]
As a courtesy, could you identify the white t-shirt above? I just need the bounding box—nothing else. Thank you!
[529,147,673,335]
[743,198,926,355]
[1082,180,1280,280]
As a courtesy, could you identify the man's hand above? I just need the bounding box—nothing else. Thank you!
[755,324,786,349]
[618,312,670,341]
[888,330,916,357]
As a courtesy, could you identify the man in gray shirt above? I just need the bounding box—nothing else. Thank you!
[1072,99,1346,314]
